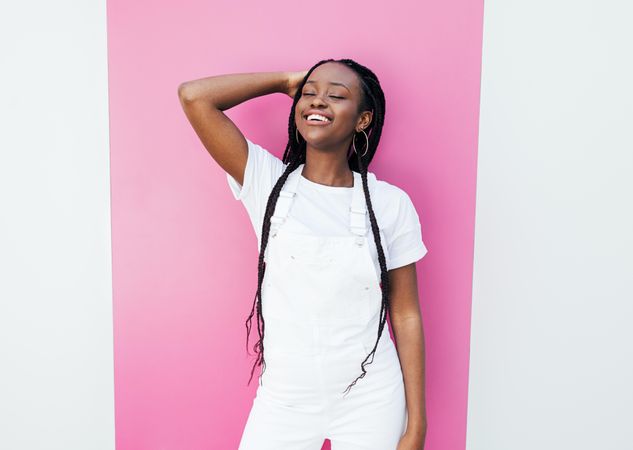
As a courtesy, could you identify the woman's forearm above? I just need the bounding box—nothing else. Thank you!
[392,315,428,437]
[178,71,289,111]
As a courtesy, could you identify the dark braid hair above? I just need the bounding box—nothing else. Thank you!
[245,58,389,395]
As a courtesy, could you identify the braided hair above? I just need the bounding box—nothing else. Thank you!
[245,58,389,395]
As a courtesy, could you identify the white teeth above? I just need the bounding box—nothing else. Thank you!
[306,114,331,122]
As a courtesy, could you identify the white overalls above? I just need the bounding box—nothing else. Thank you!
[238,164,408,450]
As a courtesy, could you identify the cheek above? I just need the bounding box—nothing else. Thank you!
[295,113,304,128]
[332,108,357,130]
[295,101,307,122]
[335,103,357,118]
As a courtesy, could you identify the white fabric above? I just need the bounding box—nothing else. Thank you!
[226,137,428,272]
[238,163,407,449]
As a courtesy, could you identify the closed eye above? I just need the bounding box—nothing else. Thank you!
[302,92,345,99]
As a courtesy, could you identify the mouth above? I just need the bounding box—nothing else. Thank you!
[303,113,333,126]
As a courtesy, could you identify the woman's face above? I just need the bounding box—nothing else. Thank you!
[295,62,372,151]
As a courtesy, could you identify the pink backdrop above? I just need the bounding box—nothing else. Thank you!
[106,0,483,448]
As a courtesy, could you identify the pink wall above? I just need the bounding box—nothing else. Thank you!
[106,0,483,448]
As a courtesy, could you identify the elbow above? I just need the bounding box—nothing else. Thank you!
[177,82,188,97]
[177,82,195,104]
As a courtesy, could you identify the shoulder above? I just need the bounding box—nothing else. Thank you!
[367,172,418,219]
[371,175,410,200]
[366,171,423,237]
[227,137,286,201]
[246,138,287,177]
[367,171,428,268]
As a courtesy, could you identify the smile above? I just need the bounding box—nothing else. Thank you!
[303,114,332,126]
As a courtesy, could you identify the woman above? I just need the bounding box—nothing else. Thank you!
[178,58,428,450]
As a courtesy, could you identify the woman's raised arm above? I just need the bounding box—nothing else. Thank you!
[177,71,290,185]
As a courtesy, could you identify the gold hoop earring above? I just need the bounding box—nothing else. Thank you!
[352,129,369,157]
[295,128,302,144]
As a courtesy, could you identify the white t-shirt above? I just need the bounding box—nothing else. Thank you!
[226,137,428,276]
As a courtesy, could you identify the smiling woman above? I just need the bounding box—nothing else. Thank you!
[292,64,374,159]
[178,58,428,449]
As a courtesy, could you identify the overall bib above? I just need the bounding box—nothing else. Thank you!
[238,165,408,450]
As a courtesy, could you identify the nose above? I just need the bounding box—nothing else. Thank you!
[310,93,328,107]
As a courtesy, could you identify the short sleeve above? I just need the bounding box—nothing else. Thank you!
[226,137,286,245]
[385,190,428,270]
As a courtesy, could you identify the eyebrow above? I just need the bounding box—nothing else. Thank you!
[305,80,351,94]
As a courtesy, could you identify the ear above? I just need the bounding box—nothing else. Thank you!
[357,110,373,131]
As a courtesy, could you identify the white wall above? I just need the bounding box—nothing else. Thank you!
[0,1,115,449]
[467,1,633,449]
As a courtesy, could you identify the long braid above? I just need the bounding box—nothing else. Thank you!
[245,58,389,396]
[341,140,390,396]
[245,153,302,384]
[338,59,389,395]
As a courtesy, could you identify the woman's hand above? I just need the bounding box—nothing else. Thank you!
[396,429,426,450]
[284,70,309,98]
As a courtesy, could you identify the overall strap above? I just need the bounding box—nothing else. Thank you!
[270,164,304,236]
[349,171,368,245]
